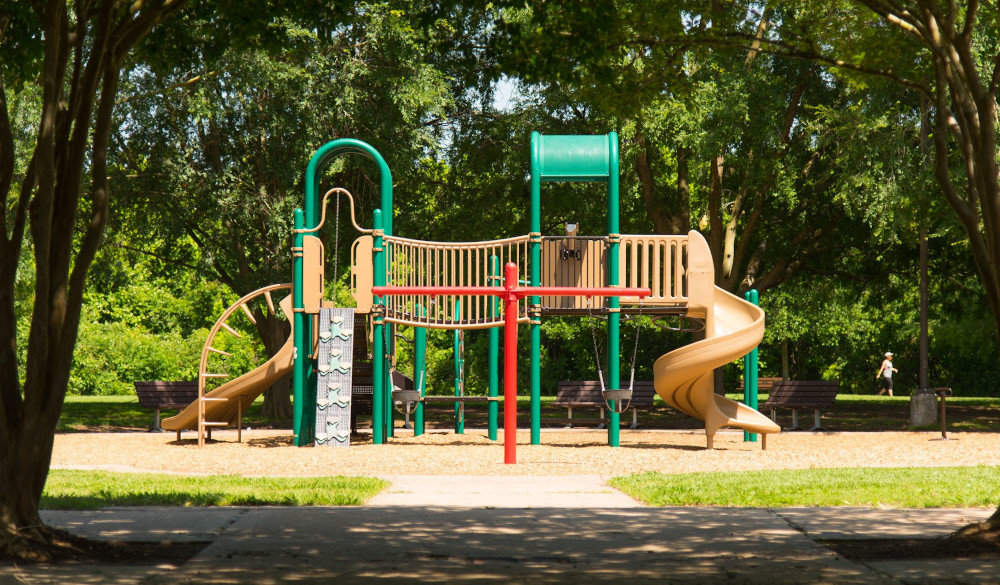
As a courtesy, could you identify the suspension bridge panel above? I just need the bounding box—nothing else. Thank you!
[382,235,531,329]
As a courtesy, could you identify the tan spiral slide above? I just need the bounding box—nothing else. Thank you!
[651,233,780,448]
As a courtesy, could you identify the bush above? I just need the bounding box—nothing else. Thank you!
[68,318,204,395]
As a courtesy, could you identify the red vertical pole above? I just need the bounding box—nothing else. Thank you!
[504,262,518,464]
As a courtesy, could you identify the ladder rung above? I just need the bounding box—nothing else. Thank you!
[201,397,228,402]
[208,346,233,357]
[201,373,229,378]
[221,322,243,338]
[240,303,257,325]
[201,422,229,427]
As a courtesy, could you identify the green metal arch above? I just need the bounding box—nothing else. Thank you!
[304,138,393,235]
[294,138,394,446]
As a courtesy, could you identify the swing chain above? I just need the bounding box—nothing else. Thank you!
[385,320,421,416]
[587,296,644,414]
[586,297,606,392]
[627,298,644,392]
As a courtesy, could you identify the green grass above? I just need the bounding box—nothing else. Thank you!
[42,470,388,509]
[58,394,281,432]
[609,466,1000,508]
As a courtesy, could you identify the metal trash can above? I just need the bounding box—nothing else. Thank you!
[909,387,938,427]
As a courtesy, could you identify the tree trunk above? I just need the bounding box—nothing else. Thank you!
[919,226,928,390]
[706,150,725,277]
[676,146,691,232]
[257,312,293,420]
[635,130,688,234]
[781,339,790,380]
[0,1,188,559]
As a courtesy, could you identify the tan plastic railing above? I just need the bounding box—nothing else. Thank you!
[351,232,704,326]
[382,234,531,329]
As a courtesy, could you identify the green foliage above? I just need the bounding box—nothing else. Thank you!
[68,258,268,395]
[69,313,203,396]
[50,0,1000,404]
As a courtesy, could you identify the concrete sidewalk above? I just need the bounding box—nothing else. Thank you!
[4,476,996,585]
[367,475,639,507]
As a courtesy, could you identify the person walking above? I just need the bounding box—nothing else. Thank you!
[876,351,898,396]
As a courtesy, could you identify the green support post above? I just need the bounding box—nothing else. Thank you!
[744,289,760,442]
[529,131,623,446]
[606,133,621,447]
[414,316,427,437]
[488,255,500,441]
[454,300,465,434]
[297,138,392,446]
[292,209,309,445]
[372,210,386,444]
[529,135,542,445]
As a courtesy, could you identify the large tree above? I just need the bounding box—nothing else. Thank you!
[495,2,905,302]
[0,0,189,559]
[705,0,1000,536]
[112,2,471,417]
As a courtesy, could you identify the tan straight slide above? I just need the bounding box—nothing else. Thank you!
[162,295,295,433]
[652,285,780,448]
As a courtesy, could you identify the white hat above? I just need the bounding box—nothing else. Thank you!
[885,351,893,357]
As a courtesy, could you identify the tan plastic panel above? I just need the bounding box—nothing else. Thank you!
[350,235,374,314]
[302,235,324,313]
[539,238,607,309]
[618,234,690,308]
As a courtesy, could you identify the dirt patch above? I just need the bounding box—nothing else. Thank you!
[0,527,207,566]
[822,534,1000,561]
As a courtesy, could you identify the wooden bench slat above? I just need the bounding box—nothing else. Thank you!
[760,380,839,431]
[134,381,199,432]
[553,380,657,429]
[736,376,783,393]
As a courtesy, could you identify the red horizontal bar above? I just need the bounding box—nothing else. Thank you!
[372,285,651,300]
[529,287,651,298]
[373,286,505,297]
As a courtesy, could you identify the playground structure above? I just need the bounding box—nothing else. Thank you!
[162,132,781,457]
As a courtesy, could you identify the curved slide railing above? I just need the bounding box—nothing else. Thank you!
[651,232,780,448]
[163,290,295,444]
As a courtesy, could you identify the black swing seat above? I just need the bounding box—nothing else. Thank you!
[549,381,656,429]
[392,389,421,404]
[602,389,632,403]
[390,371,419,414]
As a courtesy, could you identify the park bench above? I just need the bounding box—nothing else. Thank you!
[550,380,656,429]
[736,376,783,394]
[760,380,840,431]
[133,381,199,432]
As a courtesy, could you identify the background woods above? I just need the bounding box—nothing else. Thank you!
[2,0,1000,556]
